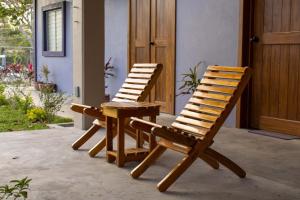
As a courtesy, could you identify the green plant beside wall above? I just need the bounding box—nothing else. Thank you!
[0,177,31,200]
[41,65,50,83]
[104,57,115,101]
[177,61,204,96]
[35,65,57,92]
[39,87,66,122]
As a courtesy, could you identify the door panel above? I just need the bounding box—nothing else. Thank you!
[129,0,151,65]
[251,0,300,135]
[150,0,175,113]
[129,0,175,114]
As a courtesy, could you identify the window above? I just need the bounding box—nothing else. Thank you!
[42,2,66,57]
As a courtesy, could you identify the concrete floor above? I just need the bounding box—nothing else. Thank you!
[0,123,300,200]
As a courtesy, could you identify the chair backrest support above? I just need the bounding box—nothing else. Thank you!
[112,63,163,103]
[171,66,252,142]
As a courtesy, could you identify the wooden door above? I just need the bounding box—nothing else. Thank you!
[250,0,300,136]
[129,0,175,114]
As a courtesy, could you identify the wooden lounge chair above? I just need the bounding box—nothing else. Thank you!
[130,65,252,192]
[71,63,163,157]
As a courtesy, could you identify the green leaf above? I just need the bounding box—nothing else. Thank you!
[19,191,28,198]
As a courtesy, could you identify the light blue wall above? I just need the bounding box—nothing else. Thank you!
[175,0,240,126]
[105,0,128,97]
[104,0,240,127]
[36,1,73,94]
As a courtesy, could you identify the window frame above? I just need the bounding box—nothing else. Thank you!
[42,2,66,57]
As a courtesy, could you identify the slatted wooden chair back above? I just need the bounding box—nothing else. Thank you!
[112,63,163,103]
[172,66,252,141]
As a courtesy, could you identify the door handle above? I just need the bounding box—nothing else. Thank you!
[150,41,155,45]
[249,36,259,43]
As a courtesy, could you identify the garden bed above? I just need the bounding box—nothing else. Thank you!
[0,105,72,132]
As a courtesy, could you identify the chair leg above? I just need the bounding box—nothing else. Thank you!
[88,129,117,157]
[131,145,166,179]
[72,125,100,150]
[199,154,219,169]
[157,144,202,192]
[205,148,246,178]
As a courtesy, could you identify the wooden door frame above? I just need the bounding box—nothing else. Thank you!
[127,0,176,114]
[236,0,254,128]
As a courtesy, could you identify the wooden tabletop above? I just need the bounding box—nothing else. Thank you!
[101,101,160,110]
[101,101,160,118]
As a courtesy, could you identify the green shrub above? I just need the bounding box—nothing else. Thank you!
[9,95,33,114]
[39,88,66,122]
[0,85,5,94]
[0,95,7,106]
[26,107,47,122]
[0,84,8,106]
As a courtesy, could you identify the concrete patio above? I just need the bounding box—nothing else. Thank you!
[0,117,300,200]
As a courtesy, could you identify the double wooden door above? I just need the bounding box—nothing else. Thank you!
[129,0,176,114]
[250,0,300,135]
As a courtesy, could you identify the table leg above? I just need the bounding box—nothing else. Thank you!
[117,117,125,167]
[149,115,157,151]
[136,116,144,148]
[106,116,115,163]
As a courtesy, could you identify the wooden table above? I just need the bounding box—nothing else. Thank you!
[101,101,160,167]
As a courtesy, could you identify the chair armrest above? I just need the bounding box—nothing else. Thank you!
[83,107,104,119]
[151,127,196,147]
[130,117,163,133]
[130,117,196,147]
[70,103,93,114]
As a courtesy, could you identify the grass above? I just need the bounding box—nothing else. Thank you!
[0,105,73,132]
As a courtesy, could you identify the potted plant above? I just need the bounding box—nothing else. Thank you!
[104,57,115,102]
[177,61,203,96]
[38,65,57,92]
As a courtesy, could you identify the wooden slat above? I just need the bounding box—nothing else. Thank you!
[204,72,243,80]
[259,116,300,136]
[115,93,139,100]
[185,104,223,116]
[193,91,231,101]
[111,98,135,102]
[131,68,155,73]
[171,122,208,137]
[261,45,271,116]
[125,78,149,84]
[197,85,235,94]
[207,66,246,73]
[180,110,218,122]
[119,88,143,95]
[287,45,299,120]
[269,45,280,117]
[201,78,239,87]
[189,98,227,109]
[262,32,300,44]
[122,83,146,90]
[133,63,158,68]
[128,73,152,79]
[175,116,213,129]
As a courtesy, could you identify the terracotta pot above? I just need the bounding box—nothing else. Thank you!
[33,81,42,91]
[39,83,57,92]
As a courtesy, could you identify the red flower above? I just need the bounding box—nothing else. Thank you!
[28,63,33,72]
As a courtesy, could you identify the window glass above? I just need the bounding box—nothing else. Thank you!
[46,8,63,52]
